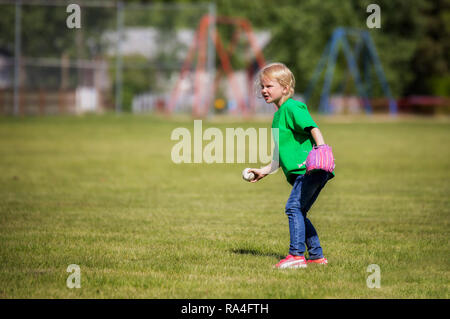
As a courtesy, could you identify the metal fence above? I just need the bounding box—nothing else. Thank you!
[0,0,216,115]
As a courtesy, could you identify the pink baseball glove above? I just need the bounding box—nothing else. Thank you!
[299,144,335,173]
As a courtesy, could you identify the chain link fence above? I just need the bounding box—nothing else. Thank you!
[0,0,214,115]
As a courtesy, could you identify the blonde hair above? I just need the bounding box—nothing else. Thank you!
[256,62,295,104]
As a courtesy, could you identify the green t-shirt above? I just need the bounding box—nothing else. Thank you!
[272,98,334,185]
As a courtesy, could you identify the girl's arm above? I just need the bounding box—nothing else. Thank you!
[310,127,325,146]
[248,160,279,183]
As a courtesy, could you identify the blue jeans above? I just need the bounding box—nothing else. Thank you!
[285,171,330,259]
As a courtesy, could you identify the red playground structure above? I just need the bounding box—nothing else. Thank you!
[167,15,267,117]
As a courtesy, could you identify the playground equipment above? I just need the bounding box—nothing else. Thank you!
[168,14,266,117]
[169,24,398,117]
[304,27,398,115]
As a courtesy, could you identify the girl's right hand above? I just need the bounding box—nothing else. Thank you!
[248,168,267,183]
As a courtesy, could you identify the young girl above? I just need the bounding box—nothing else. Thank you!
[249,62,335,269]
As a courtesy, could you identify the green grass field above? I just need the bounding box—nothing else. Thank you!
[0,114,449,298]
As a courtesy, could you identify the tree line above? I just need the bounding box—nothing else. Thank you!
[0,0,447,101]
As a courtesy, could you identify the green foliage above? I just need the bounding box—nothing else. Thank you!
[428,75,450,97]
[123,2,207,29]
[0,4,116,58]
[0,4,15,54]
[407,0,450,96]
[0,0,447,102]
[108,55,156,112]
[215,0,433,102]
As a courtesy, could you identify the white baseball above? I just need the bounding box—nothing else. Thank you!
[242,168,255,182]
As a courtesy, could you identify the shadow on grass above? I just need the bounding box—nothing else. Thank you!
[231,248,284,260]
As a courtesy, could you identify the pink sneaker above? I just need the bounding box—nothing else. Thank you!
[306,257,328,265]
[275,255,307,269]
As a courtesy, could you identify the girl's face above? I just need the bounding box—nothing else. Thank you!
[260,76,288,107]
